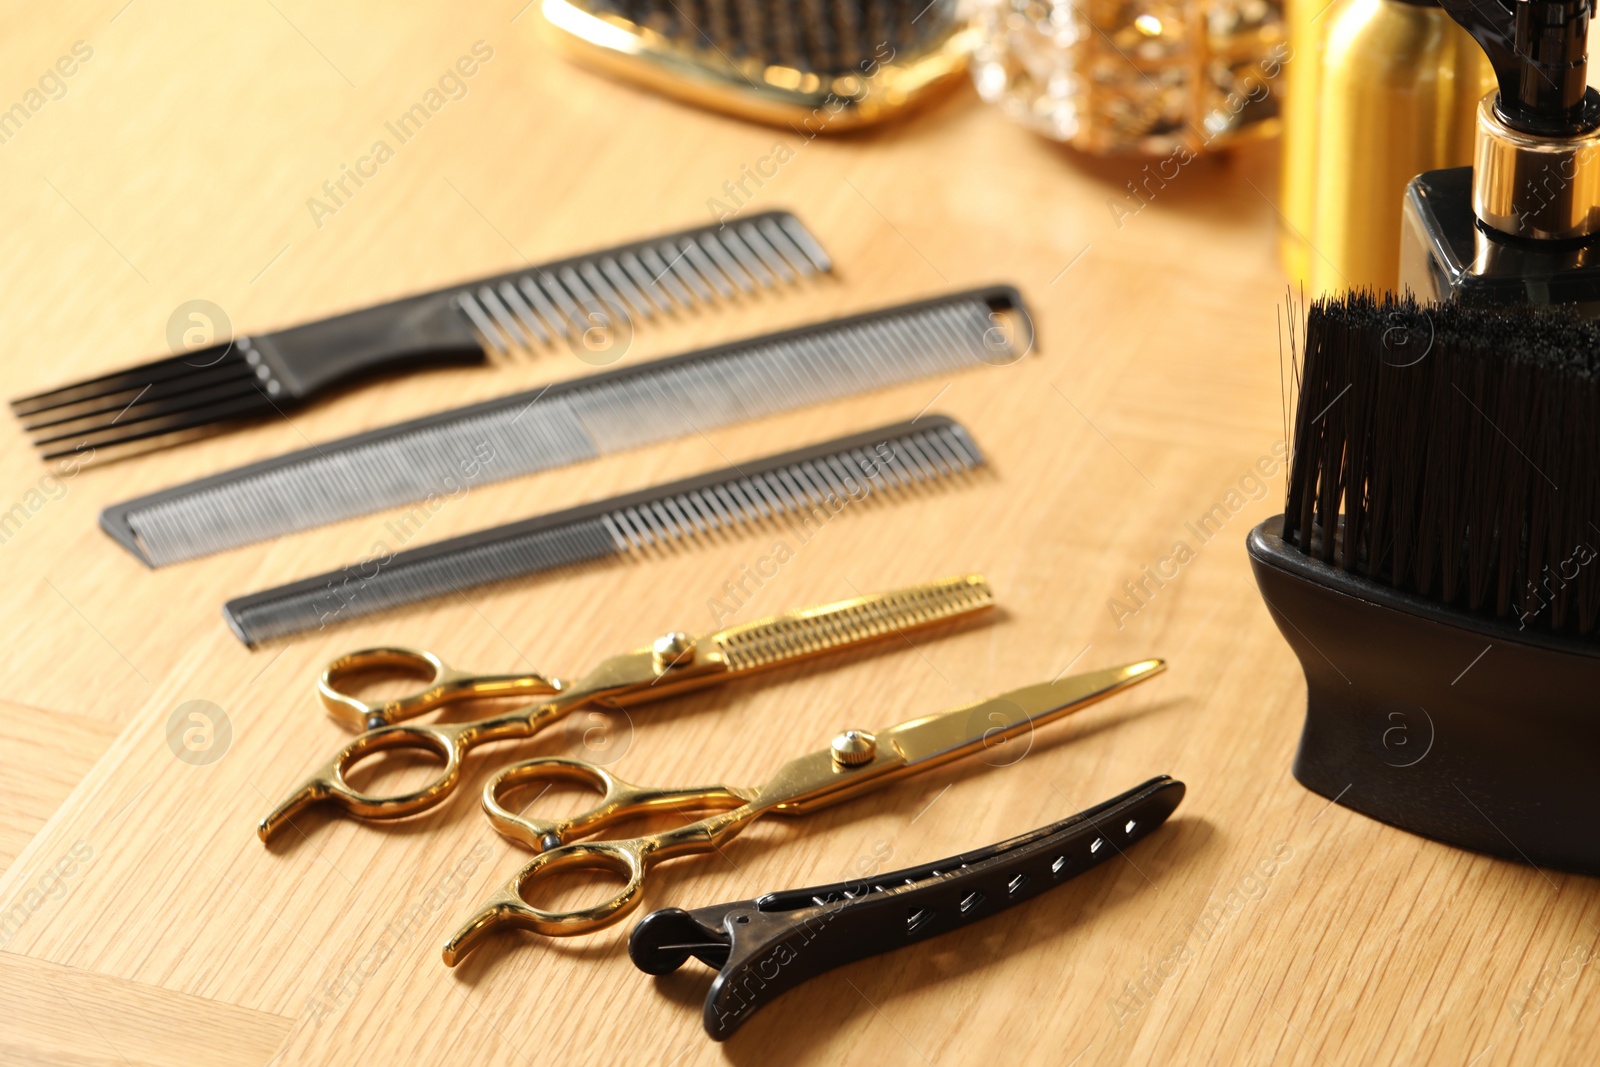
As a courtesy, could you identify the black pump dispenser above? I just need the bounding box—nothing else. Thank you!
[1438,0,1599,134]
[1400,0,1600,310]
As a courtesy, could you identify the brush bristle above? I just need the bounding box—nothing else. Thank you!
[595,0,955,72]
[1282,291,1600,636]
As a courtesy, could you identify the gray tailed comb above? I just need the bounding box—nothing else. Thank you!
[222,416,987,645]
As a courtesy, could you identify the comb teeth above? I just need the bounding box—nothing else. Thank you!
[103,286,1028,567]
[453,214,829,355]
[221,417,986,645]
[714,575,993,671]
[13,211,829,459]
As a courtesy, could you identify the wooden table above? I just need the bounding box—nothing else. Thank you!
[1,4,1592,1064]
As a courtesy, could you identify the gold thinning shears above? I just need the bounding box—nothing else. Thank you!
[258,575,994,842]
[442,658,1165,964]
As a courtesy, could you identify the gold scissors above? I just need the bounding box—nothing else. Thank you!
[441,658,1164,964]
[258,575,994,842]
[316,647,558,732]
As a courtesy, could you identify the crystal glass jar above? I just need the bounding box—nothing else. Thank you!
[965,0,1288,155]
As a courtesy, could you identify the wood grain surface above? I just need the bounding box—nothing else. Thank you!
[0,3,1594,1065]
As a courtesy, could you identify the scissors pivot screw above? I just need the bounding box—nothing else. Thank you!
[651,632,697,673]
[830,729,878,766]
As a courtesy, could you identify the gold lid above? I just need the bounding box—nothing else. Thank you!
[1474,92,1600,240]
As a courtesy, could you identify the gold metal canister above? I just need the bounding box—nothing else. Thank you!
[1280,0,1493,294]
[1277,0,1324,283]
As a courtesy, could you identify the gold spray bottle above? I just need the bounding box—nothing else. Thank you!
[1280,0,1494,294]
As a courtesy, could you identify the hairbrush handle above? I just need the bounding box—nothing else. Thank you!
[628,776,1185,1040]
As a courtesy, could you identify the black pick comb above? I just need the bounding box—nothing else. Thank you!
[629,776,1184,1040]
[10,211,829,461]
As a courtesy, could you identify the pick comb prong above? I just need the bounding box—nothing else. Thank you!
[28,377,267,440]
[18,361,255,431]
[37,391,277,457]
[9,344,236,413]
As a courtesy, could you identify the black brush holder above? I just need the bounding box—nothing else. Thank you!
[1248,516,1600,876]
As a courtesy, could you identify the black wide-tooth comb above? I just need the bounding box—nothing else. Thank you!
[10,211,830,461]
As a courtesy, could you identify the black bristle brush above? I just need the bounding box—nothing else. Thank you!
[541,0,970,129]
[1248,291,1600,874]
[593,0,936,73]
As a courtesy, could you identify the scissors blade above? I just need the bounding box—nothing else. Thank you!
[705,575,993,676]
[883,660,1166,768]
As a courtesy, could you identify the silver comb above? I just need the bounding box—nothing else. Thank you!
[221,416,986,645]
[102,286,1030,567]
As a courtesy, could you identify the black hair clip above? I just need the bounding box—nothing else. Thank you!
[628,775,1185,1039]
